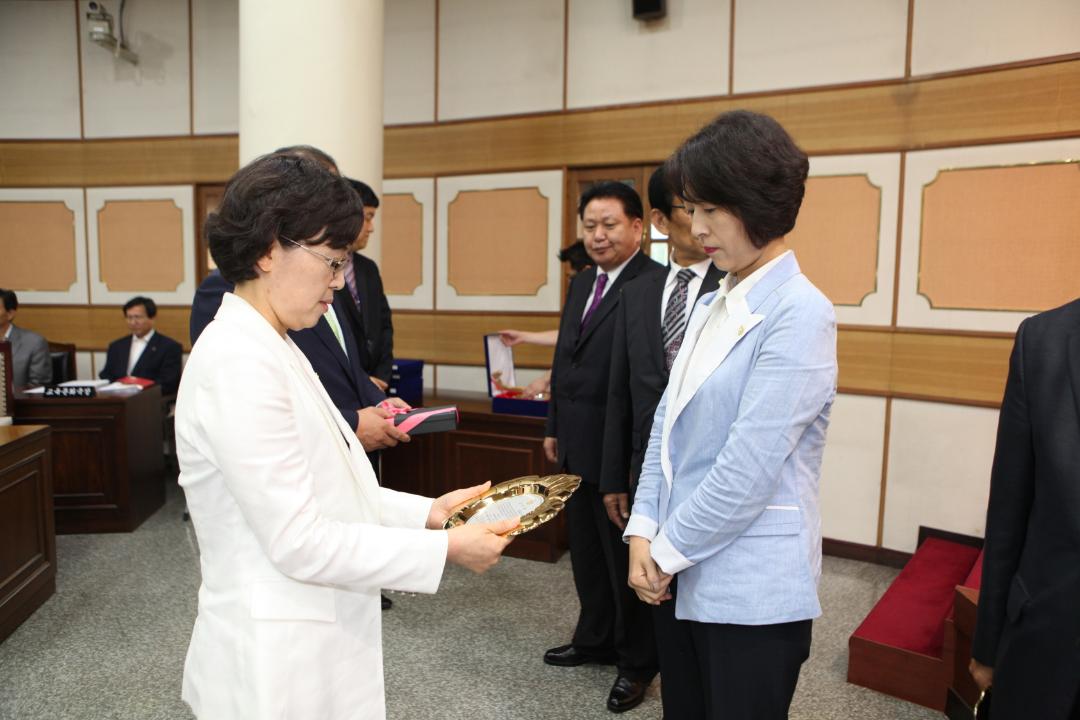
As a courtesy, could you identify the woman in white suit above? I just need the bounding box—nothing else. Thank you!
[624,111,838,719]
[176,153,516,719]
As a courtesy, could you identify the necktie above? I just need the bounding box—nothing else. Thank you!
[343,256,361,308]
[324,307,347,356]
[580,273,608,330]
[662,268,696,371]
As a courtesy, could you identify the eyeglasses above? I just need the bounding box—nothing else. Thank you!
[279,235,350,275]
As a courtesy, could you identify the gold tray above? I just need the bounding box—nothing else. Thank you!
[443,474,581,536]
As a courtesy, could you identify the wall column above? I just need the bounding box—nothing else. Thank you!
[239,0,384,258]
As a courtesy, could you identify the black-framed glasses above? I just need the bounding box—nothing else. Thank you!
[279,235,350,275]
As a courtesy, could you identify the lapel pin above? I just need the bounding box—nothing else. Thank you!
[737,325,745,337]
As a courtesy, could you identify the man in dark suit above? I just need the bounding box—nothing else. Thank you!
[971,298,1080,719]
[337,180,394,390]
[600,165,723,529]
[189,270,408,454]
[543,181,664,713]
[100,296,182,395]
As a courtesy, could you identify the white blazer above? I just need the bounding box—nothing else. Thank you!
[176,293,448,720]
[625,252,837,625]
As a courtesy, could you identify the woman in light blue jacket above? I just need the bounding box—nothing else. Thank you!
[625,110,837,720]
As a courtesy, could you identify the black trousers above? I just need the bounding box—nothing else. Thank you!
[653,579,812,720]
[564,481,658,681]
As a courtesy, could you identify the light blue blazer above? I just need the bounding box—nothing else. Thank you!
[625,252,837,625]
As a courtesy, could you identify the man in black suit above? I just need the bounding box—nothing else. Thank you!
[337,180,394,390]
[970,298,1080,719]
[543,181,664,713]
[100,296,183,395]
[600,165,723,529]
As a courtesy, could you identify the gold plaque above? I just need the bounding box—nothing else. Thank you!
[443,474,581,536]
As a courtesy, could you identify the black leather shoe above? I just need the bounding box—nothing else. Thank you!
[606,675,648,713]
[381,594,392,610]
[543,644,617,667]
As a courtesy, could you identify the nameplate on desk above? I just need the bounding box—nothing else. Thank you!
[42,386,97,398]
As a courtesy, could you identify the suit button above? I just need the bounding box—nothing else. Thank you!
[571,362,579,369]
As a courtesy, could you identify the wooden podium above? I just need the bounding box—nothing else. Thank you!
[15,386,166,534]
[0,424,55,642]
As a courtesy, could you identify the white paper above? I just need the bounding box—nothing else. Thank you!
[467,493,543,525]
[59,379,109,388]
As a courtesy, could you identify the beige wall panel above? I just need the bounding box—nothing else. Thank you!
[97,200,185,293]
[383,178,435,310]
[912,0,1080,76]
[381,195,424,296]
[192,0,239,135]
[882,399,999,552]
[79,0,191,138]
[818,394,887,546]
[86,186,196,305]
[436,171,564,311]
[733,0,906,93]
[0,189,88,305]
[384,0,435,125]
[76,351,94,381]
[0,2,81,139]
[918,163,1080,313]
[789,176,880,306]
[438,0,563,121]
[898,139,1080,332]
[0,202,77,292]
[567,0,729,109]
[447,189,548,296]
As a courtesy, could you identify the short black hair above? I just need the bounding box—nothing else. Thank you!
[578,180,644,221]
[648,164,675,218]
[669,110,809,248]
[123,296,157,318]
[557,240,592,273]
[348,179,380,209]
[0,288,17,312]
[205,154,364,284]
[272,144,340,175]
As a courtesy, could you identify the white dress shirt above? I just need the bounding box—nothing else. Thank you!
[680,251,792,405]
[580,250,639,321]
[659,256,713,326]
[127,329,155,375]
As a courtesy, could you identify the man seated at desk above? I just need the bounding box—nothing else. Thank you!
[0,288,52,388]
[100,296,182,395]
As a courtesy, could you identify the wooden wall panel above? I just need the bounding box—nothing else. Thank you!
[380,193,425,296]
[0,202,77,291]
[15,306,192,352]
[97,200,185,292]
[2,60,1078,187]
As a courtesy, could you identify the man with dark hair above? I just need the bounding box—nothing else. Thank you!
[100,296,183,395]
[543,181,664,713]
[0,288,52,388]
[600,164,723,529]
[337,179,394,391]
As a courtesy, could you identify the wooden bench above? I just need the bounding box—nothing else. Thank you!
[848,536,982,710]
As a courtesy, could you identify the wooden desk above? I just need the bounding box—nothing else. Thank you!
[0,424,55,642]
[14,386,166,534]
[944,585,982,719]
[381,391,567,563]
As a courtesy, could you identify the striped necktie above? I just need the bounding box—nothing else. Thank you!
[662,268,696,371]
[343,256,361,308]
